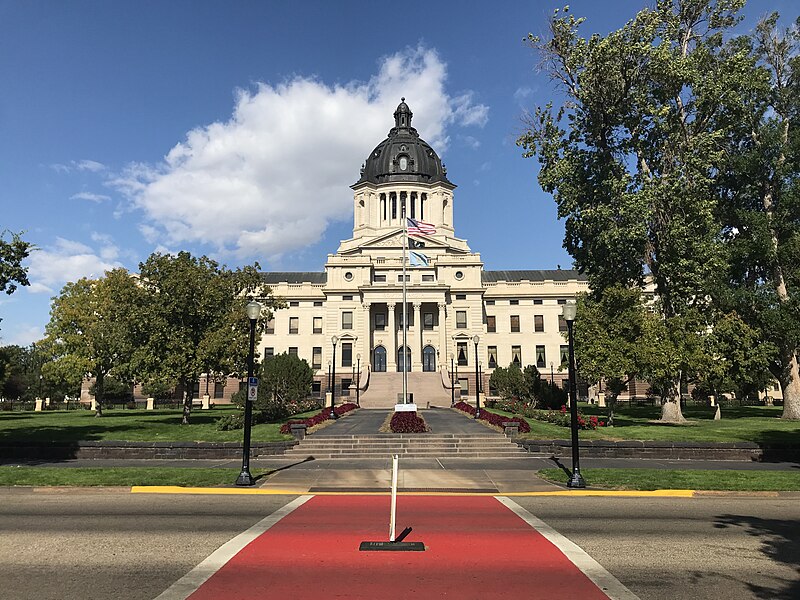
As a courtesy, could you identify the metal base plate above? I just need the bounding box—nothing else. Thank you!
[359,541,425,552]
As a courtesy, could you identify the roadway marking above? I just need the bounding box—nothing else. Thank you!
[152,495,312,600]
[497,496,641,600]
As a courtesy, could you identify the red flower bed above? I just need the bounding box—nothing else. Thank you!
[389,411,427,433]
[280,402,358,434]
[453,401,531,433]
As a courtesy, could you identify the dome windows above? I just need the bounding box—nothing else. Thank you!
[399,156,408,171]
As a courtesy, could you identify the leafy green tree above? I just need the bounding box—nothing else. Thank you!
[0,230,31,295]
[133,252,279,425]
[0,345,37,401]
[518,1,752,421]
[260,352,314,406]
[713,13,800,419]
[44,268,142,416]
[489,364,530,403]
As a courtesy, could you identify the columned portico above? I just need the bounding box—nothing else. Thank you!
[386,303,397,371]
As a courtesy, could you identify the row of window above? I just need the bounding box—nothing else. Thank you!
[484,345,569,369]
[485,314,568,333]
[264,344,357,370]
[485,298,568,306]
[372,274,436,283]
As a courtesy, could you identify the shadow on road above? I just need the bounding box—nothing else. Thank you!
[713,514,800,600]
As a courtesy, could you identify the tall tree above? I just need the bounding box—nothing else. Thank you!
[714,14,800,419]
[0,230,32,333]
[134,252,278,425]
[518,0,751,421]
[44,268,142,416]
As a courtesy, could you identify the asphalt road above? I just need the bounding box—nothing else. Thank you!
[1,490,798,600]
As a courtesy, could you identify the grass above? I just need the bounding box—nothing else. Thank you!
[488,403,800,444]
[0,406,301,443]
[537,468,800,491]
[0,466,269,487]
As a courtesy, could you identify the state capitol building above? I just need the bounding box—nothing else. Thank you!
[254,100,588,407]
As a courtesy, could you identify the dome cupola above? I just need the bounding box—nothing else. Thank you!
[355,99,452,186]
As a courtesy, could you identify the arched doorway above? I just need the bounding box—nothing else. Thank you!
[397,346,411,372]
[373,346,387,372]
[423,345,436,372]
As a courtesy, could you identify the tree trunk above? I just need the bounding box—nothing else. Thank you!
[781,353,800,420]
[94,372,104,418]
[181,379,193,425]
[606,394,618,427]
[660,377,685,422]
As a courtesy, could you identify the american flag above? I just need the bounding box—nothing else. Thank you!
[407,217,436,236]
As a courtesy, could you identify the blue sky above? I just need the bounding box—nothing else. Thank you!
[0,0,794,346]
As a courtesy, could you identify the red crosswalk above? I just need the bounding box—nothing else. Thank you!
[181,495,615,599]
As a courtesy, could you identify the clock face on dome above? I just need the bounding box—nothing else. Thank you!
[399,156,408,171]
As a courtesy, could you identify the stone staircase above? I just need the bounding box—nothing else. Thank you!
[358,371,452,408]
[284,432,529,459]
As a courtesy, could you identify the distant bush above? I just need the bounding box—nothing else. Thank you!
[453,401,530,433]
[279,402,358,434]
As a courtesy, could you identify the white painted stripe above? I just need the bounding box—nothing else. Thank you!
[153,495,313,600]
[496,496,640,600]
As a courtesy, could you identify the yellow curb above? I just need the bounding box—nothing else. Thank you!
[131,485,696,497]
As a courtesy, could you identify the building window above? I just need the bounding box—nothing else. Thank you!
[560,345,569,367]
[486,315,496,333]
[458,377,468,396]
[488,346,497,369]
[343,295,353,300]
[289,317,299,334]
[214,381,225,399]
[510,315,520,333]
[456,294,466,300]
[344,272,353,281]
[290,301,299,307]
[375,313,386,330]
[456,310,467,329]
[313,316,323,334]
[457,341,468,367]
[264,347,274,361]
[314,301,323,307]
[341,378,353,396]
[486,299,495,306]
[533,299,543,305]
[557,299,567,305]
[288,347,298,356]
[512,346,522,367]
[398,311,414,329]
[312,347,322,369]
[312,381,321,396]
[423,312,434,330]
[391,193,397,219]
[266,318,275,334]
[510,299,519,305]
[397,274,410,282]
[422,274,434,282]
[558,316,568,332]
[374,274,387,283]
[342,311,353,329]
[342,343,353,368]
[536,345,546,368]
[534,315,544,332]
[455,270,464,280]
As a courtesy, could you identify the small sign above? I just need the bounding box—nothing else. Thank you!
[248,377,258,401]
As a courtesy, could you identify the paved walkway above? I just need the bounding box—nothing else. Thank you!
[319,406,494,435]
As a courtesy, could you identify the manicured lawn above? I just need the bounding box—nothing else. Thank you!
[490,404,800,444]
[0,466,267,487]
[0,407,296,442]
[537,468,800,491]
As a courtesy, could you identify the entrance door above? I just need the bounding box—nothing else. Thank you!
[423,345,436,372]
[373,346,387,372]
[397,346,411,372]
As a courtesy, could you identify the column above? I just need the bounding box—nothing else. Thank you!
[438,302,447,370]
[362,303,371,370]
[413,302,423,371]
[387,303,397,371]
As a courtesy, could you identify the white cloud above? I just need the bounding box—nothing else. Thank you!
[113,45,489,261]
[0,324,44,347]
[461,135,481,150]
[50,159,107,174]
[71,191,111,202]
[26,237,123,292]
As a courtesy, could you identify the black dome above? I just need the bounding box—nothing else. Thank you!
[354,99,453,186]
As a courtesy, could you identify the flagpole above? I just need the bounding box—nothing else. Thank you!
[402,199,408,405]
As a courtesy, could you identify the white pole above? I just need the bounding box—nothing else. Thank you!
[389,454,399,541]
[402,200,408,404]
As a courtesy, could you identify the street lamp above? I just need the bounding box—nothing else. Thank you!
[236,300,261,487]
[356,353,361,407]
[330,335,339,419]
[562,300,586,489]
[449,352,455,406]
[472,334,481,419]
[550,361,554,386]
[38,374,43,400]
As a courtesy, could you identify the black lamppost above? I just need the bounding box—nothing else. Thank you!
[563,301,586,489]
[327,361,332,394]
[454,351,459,402]
[38,374,43,400]
[356,353,361,407]
[449,352,455,406]
[236,300,261,487]
[330,335,339,419]
[473,334,481,419]
[550,361,554,386]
